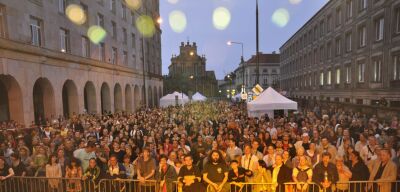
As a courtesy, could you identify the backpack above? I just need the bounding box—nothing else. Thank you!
[296,167,310,182]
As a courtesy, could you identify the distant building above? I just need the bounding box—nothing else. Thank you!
[233,52,280,92]
[280,0,400,110]
[164,41,218,97]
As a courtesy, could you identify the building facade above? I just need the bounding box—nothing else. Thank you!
[0,0,163,125]
[234,52,280,92]
[280,0,400,109]
[164,41,218,97]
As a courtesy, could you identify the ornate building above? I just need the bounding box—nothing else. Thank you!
[0,0,163,125]
[164,41,218,97]
[280,0,400,111]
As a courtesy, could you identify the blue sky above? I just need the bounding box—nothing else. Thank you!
[159,0,328,79]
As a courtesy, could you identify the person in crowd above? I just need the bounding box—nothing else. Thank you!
[251,140,264,160]
[46,154,62,192]
[292,146,311,168]
[348,150,369,191]
[122,155,135,179]
[306,143,320,167]
[137,148,156,192]
[178,154,204,192]
[156,155,177,192]
[335,156,352,192]
[368,148,397,192]
[282,150,293,169]
[73,141,96,172]
[104,155,127,192]
[336,129,355,149]
[226,138,242,161]
[10,153,26,176]
[18,146,32,175]
[271,154,292,192]
[355,133,368,153]
[292,156,312,192]
[228,160,248,192]
[65,158,82,192]
[361,135,378,164]
[263,145,276,168]
[252,160,272,192]
[110,141,126,163]
[294,133,311,151]
[203,150,230,192]
[318,137,337,162]
[82,158,101,192]
[241,144,258,173]
[313,152,338,192]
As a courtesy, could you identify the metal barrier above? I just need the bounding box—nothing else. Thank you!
[0,176,96,192]
[206,182,321,192]
[98,179,181,192]
[335,180,400,192]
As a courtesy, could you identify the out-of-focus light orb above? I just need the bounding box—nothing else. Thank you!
[157,17,163,24]
[169,10,187,33]
[125,0,141,10]
[87,26,107,44]
[66,4,86,25]
[289,0,302,5]
[213,7,231,30]
[136,15,155,37]
[167,0,179,4]
[271,8,290,28]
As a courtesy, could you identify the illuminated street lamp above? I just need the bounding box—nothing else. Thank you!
[157,17,163,24]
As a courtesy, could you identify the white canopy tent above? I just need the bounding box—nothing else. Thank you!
[192,92,207,101]
[247,87,297,118]
[159,91,190,107]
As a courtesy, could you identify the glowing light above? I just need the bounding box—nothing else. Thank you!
[190,51,194,56]
[157,17,163,24]
[66,4,86,25]
[227,41,232,46]
[87,26,107,44]
[136,15,156,37]
[289,0,302,4]
[271,8,290,28]
[125,0,141,10]
[167,0,179,4]
[213,7,231,30]
[169,10,187,33]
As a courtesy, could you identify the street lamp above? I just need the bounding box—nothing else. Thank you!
[227,40,246,96]
[255,0,260,85]
[227,41,244,60]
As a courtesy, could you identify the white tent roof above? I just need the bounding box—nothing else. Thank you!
[247,87,297,111]
[192,92,207,101]
[159,91,190,107]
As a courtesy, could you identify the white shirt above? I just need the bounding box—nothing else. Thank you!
[263,154,276,167]
[241,154,258,171]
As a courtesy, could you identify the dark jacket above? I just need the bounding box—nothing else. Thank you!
[156,165,177,192]
[313,162,339,187]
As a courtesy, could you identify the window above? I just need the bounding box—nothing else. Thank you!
[395,7,400,34]
[345,32,352,52]
[358,62,365,82]
[336,38,341,55]
[320,20,324,36]
[59,28,69,53]
[132,54,136,68]
[99,43,105,61]
[111,47,117,64]
[30,16,42,46]
[320,46,324,61]
[327,42,332,59]
[375,17,384,41]
[131,12,135,25]
[359,0,367,11]
[131,33,136,49]
[336,7,342,26]
[81,36,90,57]
[80,3,88,26]
[314,26,318,40]
[327,70,332,85]
[327,15,332,32]
[0,4,7,38]
[122,28,127,44]
[359,25,366,47]
[59,0,66,13]
[111,21,117,39]
[373,58,382,82]
[121,3,127,20]
[336,68,341,84]
[97,13,104,27]
[122,51,128,65]
[345,65,351,83]
[110,0,116,14]
[320,72,324,85]
[346,0,353,20]
[394,55,400,80]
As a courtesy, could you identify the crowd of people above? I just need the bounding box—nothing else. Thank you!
[0,101,399,192]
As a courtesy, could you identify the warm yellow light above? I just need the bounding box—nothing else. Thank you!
[169,10,187,33]
[190,51,194,56]
[136,15,156,37]
[157,17,163,24]
[271,8,290,28]
[66,4,86,25]
[125,0,141,10]
[87,25,107,44]
[213,7,231,30]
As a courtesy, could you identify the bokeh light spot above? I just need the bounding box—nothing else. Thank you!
[136,15,156,37]
[66,4,86,25]
[289,0,302,5]
[169,10,187,33]
[213,7,231,30]
[167,0,179,4]
[125,0,141,10]
[271,8,290,28]
[87,26,107,44]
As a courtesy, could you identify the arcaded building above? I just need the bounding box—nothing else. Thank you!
[280,0,400,109]
[0,0,163,125]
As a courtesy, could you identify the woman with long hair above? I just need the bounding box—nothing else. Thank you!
[65,158,82,192]
[46,154,62,192]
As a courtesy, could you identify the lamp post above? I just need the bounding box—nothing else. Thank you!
[227,41,246,93]
[255,0,260,85]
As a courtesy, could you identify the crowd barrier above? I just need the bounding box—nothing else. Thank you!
[1,177,399,192]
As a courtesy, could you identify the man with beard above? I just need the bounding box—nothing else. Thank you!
[203,150,230,192]
[178,155,205,192]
